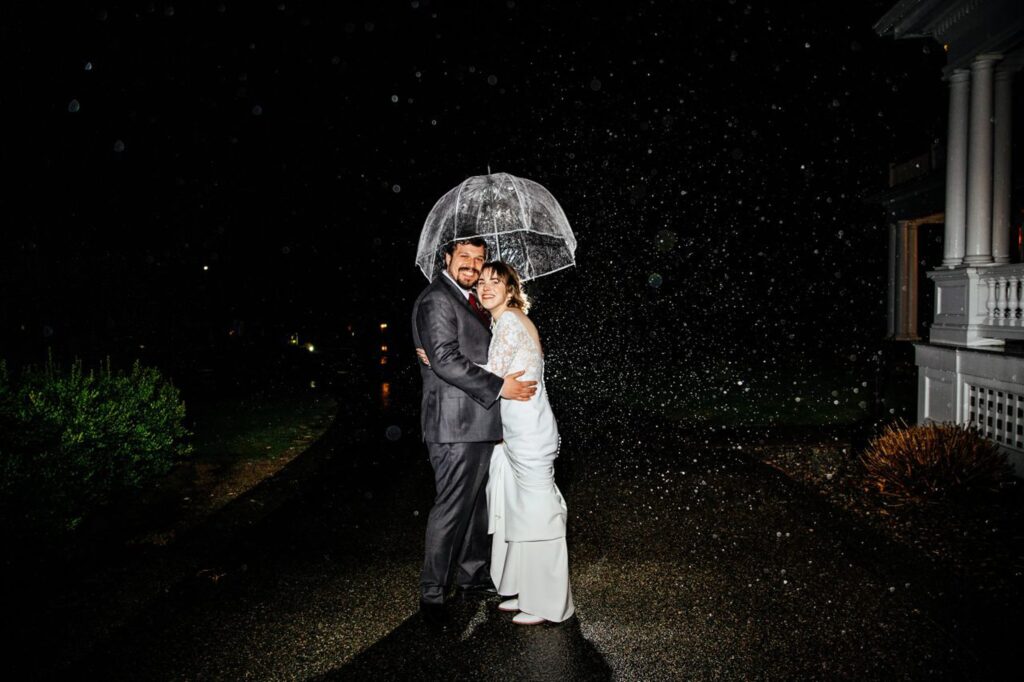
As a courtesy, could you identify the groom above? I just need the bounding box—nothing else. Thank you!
[412,237,537,624]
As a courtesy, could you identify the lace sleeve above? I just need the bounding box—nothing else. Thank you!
[480,314,525,377]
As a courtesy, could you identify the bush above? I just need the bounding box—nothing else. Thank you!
[0,356,191,533]
[861,421,1014,505]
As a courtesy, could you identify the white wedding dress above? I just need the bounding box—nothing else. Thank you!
[481,310,574,623]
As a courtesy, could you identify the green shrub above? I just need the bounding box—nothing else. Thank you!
[861,421,1014,506]
[0,356,191,533]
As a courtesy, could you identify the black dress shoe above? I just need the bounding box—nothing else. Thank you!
[456,582,498,599]
[420,600,448,627]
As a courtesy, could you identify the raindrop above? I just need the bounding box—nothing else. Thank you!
[392,184,401,193]
[84,62,93,71]
[647,273,663,289]
[487,74,498,86]
[251,104,263,115]
[68,99,81,113]
[113,139,125,152]
[385,425,402,441]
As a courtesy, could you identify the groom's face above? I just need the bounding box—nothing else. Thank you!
[445,243,486,290]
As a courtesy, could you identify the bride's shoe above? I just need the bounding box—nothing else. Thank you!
[498,598,519,612]
[512,612,545,626]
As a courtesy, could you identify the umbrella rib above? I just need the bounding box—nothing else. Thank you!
[452,177,469,244]
[508,175,533,276]
[519,259,576,283]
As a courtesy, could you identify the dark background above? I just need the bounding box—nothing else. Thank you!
[0,0,950,401]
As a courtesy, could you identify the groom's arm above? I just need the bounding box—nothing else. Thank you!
[416,294,504,408]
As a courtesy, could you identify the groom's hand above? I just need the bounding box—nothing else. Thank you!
[416,347,430,366]
[501,370,537,401]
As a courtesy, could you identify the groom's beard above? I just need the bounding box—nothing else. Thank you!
[455,267,479,289]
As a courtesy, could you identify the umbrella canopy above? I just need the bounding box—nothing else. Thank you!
[415,172,576,282]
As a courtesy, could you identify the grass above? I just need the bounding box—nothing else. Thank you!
[188,390,337,462]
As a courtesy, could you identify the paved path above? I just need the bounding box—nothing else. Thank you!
[26,391,1012,680]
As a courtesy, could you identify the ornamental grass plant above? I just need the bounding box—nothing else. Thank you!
[861,421,1014,506]
[0,356,191,535]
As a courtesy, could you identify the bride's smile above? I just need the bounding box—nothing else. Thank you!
[476,270,509,314]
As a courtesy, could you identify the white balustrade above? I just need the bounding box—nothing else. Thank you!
[979,264,1024,339]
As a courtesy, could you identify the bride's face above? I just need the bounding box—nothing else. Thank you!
[476,269,509,311]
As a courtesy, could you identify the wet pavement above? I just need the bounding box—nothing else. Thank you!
[20,385,1018,680]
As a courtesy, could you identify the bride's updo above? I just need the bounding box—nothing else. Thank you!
[482,261,531,314]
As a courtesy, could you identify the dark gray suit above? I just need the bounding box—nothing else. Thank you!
[412,273,504,604]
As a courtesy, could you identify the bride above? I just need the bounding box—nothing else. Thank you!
[474,261,574,625]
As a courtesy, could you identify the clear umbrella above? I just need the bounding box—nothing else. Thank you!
[415,172,576,282]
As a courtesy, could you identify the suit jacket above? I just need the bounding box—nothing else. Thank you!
[412,274,504,443]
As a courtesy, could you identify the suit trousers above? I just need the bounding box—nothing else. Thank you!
[420,441,493,603]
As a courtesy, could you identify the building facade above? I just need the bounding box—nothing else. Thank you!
[875,0,1024,471]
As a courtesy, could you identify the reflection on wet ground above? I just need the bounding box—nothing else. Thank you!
[26,378,1018,679]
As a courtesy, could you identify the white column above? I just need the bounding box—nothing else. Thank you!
[943,69,970,266]
[992,67,1014,264]
[964,55,1001,265]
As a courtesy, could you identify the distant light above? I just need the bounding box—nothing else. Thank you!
[380,356,388,365]
[289,333,299,345]
[306,343,315,352]
[380,323,388,330]
[203,265,209,271]
[381,345,388,352]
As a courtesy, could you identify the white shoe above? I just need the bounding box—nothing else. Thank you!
[498,598,519,612]
[512,612,545,626]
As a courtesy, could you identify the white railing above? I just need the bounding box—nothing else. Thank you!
[928,263,1024,346]
[980,264,1024,340]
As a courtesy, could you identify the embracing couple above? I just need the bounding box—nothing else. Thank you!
[411,237,574,627]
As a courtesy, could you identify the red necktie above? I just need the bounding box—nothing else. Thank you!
[468,292,489,324]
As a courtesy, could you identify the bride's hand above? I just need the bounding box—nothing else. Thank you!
[416,348,430,366]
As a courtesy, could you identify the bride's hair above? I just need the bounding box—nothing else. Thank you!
[481,261,531,315]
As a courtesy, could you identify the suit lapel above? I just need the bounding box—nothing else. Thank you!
[437,275,491,333]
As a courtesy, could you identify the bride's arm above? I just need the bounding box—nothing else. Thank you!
[480,315,527,377]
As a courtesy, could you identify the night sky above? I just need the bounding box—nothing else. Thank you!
[1,1,948,381]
